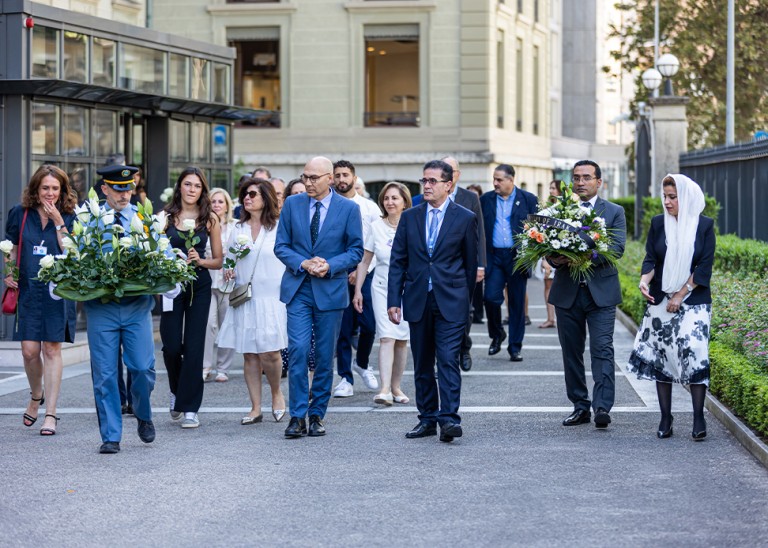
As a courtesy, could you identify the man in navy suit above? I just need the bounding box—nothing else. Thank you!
[480,164,539,362]
[388,160,478,442]
[548,160,626,429]
[275,156,364,438]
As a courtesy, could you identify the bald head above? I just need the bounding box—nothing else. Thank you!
[302,156,334,199]
[441,155,460,188]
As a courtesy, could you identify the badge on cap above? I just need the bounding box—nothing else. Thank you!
[122,169,130,177]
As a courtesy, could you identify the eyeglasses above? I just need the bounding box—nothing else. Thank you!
[244,190,260,199]
[572,175,598,183]
[419,178,450,186]
[300,173,331,184]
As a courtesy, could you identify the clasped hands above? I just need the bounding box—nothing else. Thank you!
[301,256,329,278]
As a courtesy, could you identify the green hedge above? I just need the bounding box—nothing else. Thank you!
[713,234,768,277]
[610,197,635,240]
[710,341,768,438]
[611,195,720,240]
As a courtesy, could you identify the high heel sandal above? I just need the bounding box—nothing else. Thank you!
[40,414,60,436]
[22,391,45,427]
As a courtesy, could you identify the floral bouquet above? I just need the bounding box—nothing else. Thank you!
[36,188,196,302]
[221,233,251,293]
[514,182,619,281]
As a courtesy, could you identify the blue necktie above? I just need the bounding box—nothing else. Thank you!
[580,201,592,209]
[427,209,439,256]
[310,202,321,245]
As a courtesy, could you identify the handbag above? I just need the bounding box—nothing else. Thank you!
[2,209,28,316]
[228,228,267,308]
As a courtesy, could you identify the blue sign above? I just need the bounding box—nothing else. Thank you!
[213,125,227,145]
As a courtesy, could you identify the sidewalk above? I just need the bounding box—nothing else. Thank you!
[1,279,767,546]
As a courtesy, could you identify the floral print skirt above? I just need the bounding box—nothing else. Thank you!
[628,297,711,386]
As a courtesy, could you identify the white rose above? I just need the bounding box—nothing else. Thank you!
[158,237,170,251]
[61,237,78,251]
[153,211,168,234]
[88,198,100,217]
[236,234,250,246]
[0,240,13,255]
[119,236,133,248]
[130,214,144,234]
[39,254,55,269]
[182,219,196,232]
[101,211,115,225]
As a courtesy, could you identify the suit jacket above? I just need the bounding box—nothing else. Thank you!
[548,197,626,308]
[642,215,715,306]
[275,191,364,311]
[387,200,478,323]
[480,187,539,259]
[414,187,486,268]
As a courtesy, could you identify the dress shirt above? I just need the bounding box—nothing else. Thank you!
[309,190,334,233]
[425,199,450,247]
[492,189,517,248]
[580,196,598,209]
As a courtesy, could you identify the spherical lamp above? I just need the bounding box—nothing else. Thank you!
[641,68,663,91]
[657,53,680,78]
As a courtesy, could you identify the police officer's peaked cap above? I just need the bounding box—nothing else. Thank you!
[97,165,138,192]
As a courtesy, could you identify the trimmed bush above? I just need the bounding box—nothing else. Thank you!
[710,341,768,438]
[641,194,720,237]
[713,234,768,277]
[610,197,635,240]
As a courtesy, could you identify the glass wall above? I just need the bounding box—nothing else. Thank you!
[191,58,210,101]
[62,105,89,156]
[169,119,231,190]
[169,53,189,97]
[93,38,116,86]
[121,44,166,94]
[31,103,59,155]
[32,26,59,78]
[63,32,88,83]
[93,110,118,158]
[213,62,230,103]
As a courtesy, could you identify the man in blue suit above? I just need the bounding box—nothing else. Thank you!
[480,164,539,362]
[275,156,364,438]
[388,160,478,443]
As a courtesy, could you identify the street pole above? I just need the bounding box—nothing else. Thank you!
[635,103,652,240]
[653,0,660,98]
[726,0,735,145]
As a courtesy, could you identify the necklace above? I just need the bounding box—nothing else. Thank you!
[384,217,399,229]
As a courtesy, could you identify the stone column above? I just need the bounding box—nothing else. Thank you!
[649,95,690,196]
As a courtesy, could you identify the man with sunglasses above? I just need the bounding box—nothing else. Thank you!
[275,156,363,438]
[388,160,478,443]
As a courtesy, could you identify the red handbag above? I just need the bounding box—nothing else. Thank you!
[2,209,28,315]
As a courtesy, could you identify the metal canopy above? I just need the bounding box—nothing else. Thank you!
[0,79,268,122]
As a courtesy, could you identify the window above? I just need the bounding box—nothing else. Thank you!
[31,103,59,155]
[93,110,118,158]
[93,38,116,86]
[170,120,190,162]
[191,58,210,101]
[517,0,523,14]
[32,26,59,78]
[63,32,88,83]
[229,29,281,127]
[191,122,211,163]
[169,54,189,97]
[62,106,89,156]
[516,38,523,132]
[534,0,539,22]
[121,44,165,94]
[213,63,230,103]
[496,30,505,128]
[364,24,420,127]
[533,45,540,135]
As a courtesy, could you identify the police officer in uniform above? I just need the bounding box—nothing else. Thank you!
[86,165,168,454]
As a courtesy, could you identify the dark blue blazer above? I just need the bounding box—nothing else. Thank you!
[387,200,478,323]
[642,214,715,306]
[480,187,539,258]
[275,191,363,311]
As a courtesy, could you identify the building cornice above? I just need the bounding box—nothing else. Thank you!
[206,2,298,16]
[343,1,437,14]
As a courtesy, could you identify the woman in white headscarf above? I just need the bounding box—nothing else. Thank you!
[628,174,715,441]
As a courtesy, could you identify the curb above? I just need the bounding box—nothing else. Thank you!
[616,306,768,468]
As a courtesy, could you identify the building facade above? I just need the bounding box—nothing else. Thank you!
[151,0,555,198]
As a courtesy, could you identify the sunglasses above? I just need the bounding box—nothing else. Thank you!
[244,190,260,199]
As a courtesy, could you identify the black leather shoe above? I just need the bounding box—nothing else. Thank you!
[488,332,507,356]
[460,353,472,372]
[121,403,133,416]
[137,419,155,443]
[657,416,674,439]
[594,408,611,429]
[562,409,591,426]
[439,422,463,442]
[509,352,523,362]
[405,421,437,439]
[99,442,120,454]
[284,417,307,438]
[308,415,326,437]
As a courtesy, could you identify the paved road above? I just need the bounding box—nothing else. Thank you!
[2,279,767,547]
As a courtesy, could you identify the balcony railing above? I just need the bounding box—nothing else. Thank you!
[364,111,420,127]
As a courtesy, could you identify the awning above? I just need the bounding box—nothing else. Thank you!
[0,79,270,122]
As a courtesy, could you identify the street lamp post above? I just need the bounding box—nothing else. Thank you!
[635,68,662,239]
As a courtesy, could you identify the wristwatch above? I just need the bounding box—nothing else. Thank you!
[55,224,66,231]
[685,283,694,293]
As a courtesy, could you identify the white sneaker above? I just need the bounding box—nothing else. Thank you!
[352,361,379,391]
[332,378,354,398]
[181,412,200,428]
[169,392,181,420]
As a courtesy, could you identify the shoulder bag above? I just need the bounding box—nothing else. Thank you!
[228,228,267,308]
[2,209,29,315]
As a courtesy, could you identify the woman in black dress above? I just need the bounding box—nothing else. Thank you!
[4,165,77,435]
[161,167,222,428]
[629,174,715,440]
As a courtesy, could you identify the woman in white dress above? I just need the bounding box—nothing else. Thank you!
[203,188,236,382]
[217,179,287,424]
[353,182,412,406]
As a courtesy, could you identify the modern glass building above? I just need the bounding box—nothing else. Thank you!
[0,0,258,340]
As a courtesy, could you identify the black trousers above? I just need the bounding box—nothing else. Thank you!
[160,274,212,413]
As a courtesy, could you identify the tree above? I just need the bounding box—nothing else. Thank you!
[608,0,768,149]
